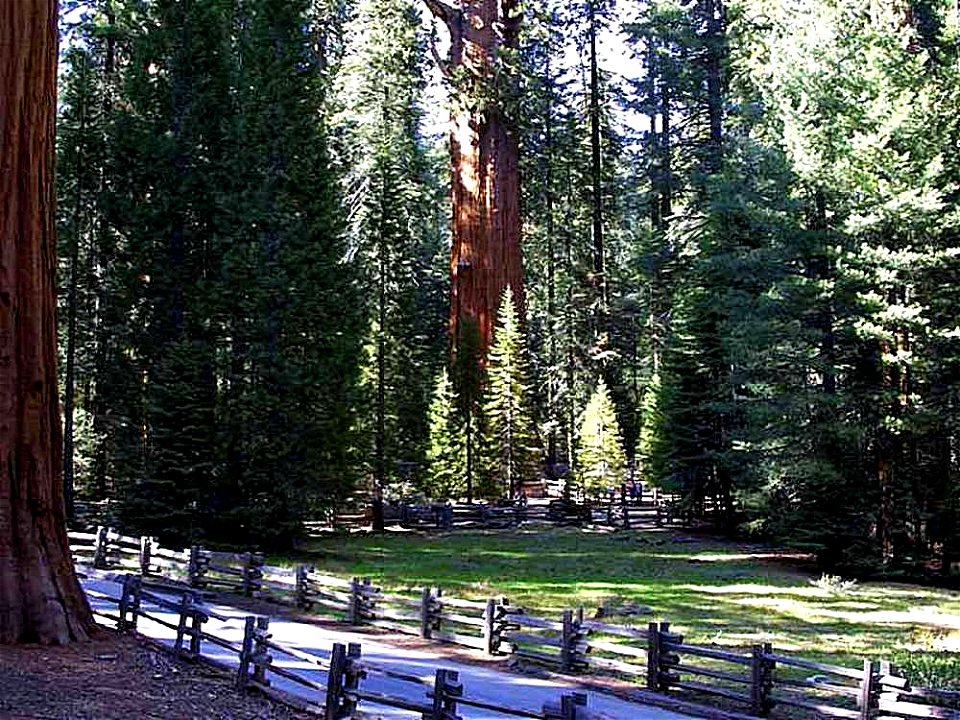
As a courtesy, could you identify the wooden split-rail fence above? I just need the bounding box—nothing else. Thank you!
[325,488,688,534]
[89,574,600,720]
[71,526,266,596]
[71,529,960,720]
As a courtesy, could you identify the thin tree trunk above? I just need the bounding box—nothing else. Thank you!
[373,180,387,533]
[876,284,908,563]
[90,2,116,501]
[63,55,90,523]
[811,189,837,395]
[563,171,577,472]
[0,0,97,644]
[588,0,606,320]
[648,39,673,376]
[545,53,558,467]
[702,0,725,173]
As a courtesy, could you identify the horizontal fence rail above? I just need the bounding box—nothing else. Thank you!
[94,574,603,720]
[72,529,960,720]
[322,489,688,533]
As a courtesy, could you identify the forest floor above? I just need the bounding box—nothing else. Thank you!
[289,524,960,686]
[0,634,315,720]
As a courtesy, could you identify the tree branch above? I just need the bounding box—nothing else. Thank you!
[423,0,462,76]
[428,21,452,78]
[422,0,457,27]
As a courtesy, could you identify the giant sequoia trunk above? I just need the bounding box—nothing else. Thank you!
[424,0,524,362]
[0,0,97,644]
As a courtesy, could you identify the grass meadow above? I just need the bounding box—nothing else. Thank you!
[289,526,960,687]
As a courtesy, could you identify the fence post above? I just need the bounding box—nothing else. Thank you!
[251,616,271,686]
[646,622,661,691]
[658,621,681,691]
[361,578,377,623]
[325,643,347,720]
[117,574,132,632]
[190,600,203,658]
[876,661,907,713]
[296,564,311,609]
[175,592,194,657]
[858,659,878,720]
[138,536,152,575]
[430,669,463,720]
[560,609,586,672]
[543,692,588,720]
[621,484,630,530]
[188,545,206,588]
[117,574,130,632]
[118,573,141,633]
[242,552,263,597]
[421,586,435,639]
[237,616,255,689]
[562,692,588,720]
[241,553,252,596]
[561,609,573,672]
[342,643,363,718]
[750,643,774,716]
[347,577,359,624]
[324,643,366,719]
[483,598,499,655]
[93,525,109,569]
[129,574,142,631]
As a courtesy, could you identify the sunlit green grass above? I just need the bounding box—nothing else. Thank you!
[285,526,960,681]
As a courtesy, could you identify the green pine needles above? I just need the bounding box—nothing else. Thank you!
[424,368,467,500]
[577,379,627,500]
[482,288,542,499]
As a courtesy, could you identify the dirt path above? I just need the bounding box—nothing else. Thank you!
[0,635,314,720]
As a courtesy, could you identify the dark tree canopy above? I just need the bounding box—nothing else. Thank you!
[52,0,960,580]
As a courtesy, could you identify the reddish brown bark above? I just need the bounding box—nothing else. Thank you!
[0,0,97,644]
[425,0,524,361]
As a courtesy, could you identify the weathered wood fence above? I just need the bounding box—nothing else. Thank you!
[89,575,600,720]
[72,529,960,720]
[325,489,687,533]
[71,526,266,595]
[72,491,695,535]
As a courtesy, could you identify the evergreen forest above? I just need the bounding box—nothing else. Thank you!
[56,0,960,579]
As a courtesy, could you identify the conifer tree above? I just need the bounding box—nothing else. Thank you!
[214,0,363,546]
[339,0,446,517]
[482,288,541,499]
[57,0,366,547]
[424,368,467,499]
[577,380,627,499]
[636,372,667,483]
[95,0,235,544]
[519,0,630,475]
[57,44,104,515]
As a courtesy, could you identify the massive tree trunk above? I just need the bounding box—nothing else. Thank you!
[424,0,524,362]
[0,0,97,644]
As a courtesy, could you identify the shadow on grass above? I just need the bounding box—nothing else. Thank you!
[288,527,960,666]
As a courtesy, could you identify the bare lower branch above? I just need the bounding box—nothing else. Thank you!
[422,0,457,26]
[429,26,452,78]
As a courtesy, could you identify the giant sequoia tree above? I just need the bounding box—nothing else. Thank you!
[1,0,96,644]
[424,0,525,363]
